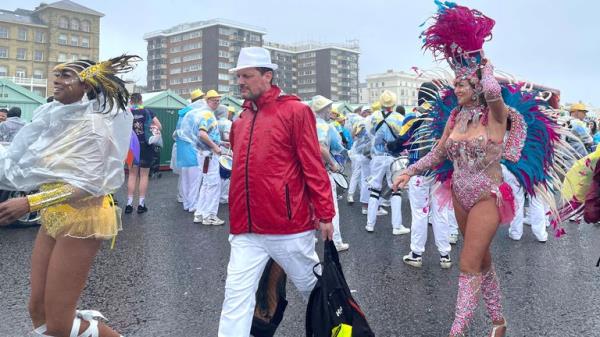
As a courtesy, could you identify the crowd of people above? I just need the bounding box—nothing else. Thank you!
[0,1,599,337]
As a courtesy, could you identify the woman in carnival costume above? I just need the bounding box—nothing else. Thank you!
[0,55,140,337]
[393,2,578,336]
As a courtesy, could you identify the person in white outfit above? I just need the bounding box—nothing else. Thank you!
[365,90,410,235]
[217,105,233,204]
[502,164,549,242]
[191,90,224,225]
[312,95,350,252]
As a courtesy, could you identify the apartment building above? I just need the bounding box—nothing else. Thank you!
[144,19,265,99]
[365,69,430,108]
[0,0,102,97]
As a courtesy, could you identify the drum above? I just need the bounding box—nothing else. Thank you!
[330,172,349,190]
[390,156,410,182]
[219,155,233,179]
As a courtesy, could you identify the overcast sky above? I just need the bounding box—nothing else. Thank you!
[4,0,599,105]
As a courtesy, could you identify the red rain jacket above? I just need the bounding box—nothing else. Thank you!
[228,85,335,235]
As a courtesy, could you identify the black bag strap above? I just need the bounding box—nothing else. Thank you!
[374,111,398,140]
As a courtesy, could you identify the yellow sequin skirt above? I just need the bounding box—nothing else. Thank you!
[40,185,121,240]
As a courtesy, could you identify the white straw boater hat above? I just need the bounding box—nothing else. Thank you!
[229,47,278,73]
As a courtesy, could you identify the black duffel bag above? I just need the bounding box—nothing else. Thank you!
[306,240,375,337]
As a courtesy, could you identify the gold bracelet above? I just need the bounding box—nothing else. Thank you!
[26,185,76,212]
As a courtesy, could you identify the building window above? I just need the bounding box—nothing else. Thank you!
[169,67,181,75]
[0,27,8,39]
[0,47,7,58]
[58,34,67,45]
[218,62,231,69]
[181,53,202,62]
[71,54,78,61]
[58,53,67,62]
[79,37,89,48]
[219,40,230,47]
[15,68,26,78]
[59,16,69,29]
[218,85,230,92]
[218,73,230,81]
[81,20,91,32]
[35,31,45,43]
[34,50,44,62]
[33,69,45,79]
[0,66,7,76]
[70,18,80,31]
[18,28,28,41]
[16,48,27,60]
[71,36,78,47]
[170,57,181,64]
[218,50,230,58]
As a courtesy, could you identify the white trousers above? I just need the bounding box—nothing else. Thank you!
[181,166,202,211]
[329,173,343,244]
[347,153,363,197]
[503,165,548,241]
[367,155,402,229]
[359,156,371,204]
[194,154,221,217]
[408,176,451,255]
[218,231,320,337]
[220,178,230,204]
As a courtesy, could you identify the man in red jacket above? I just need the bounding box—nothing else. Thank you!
[218,47,335,337]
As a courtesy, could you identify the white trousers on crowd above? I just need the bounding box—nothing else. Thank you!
[329,173,343,244]
[502,165,548,241]
[367,155,402,229]
[194,154,221,218]
[181,166,202,211]
[360,156,371,204]
[347,153,363,197]
[218,231,320,337]
[220,178,230,204]
[408,176,451,256]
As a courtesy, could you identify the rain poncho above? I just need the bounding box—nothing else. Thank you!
[178,101,220,155]
[0,98,132,196]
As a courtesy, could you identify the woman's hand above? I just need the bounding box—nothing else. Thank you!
[0,197,30,226]
[392,174,410,192]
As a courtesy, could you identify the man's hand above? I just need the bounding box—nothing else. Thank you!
[319,221,334,241]
[392,174,410,192]
[329,162,341,173]
[0,197,30,226]
[212,145,222,156]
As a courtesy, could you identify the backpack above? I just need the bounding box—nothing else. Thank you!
[306,240,375,337]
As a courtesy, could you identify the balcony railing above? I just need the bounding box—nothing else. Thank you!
[0,76,47,87]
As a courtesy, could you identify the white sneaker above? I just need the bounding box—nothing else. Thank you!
[203,215,225,226]
[347,195,354,204]
[449,233,459,244]
[392,226,410,235]
[335,242,350,252]
[365,225,374,232]
[193,215,203,223]
[361,208,368,215]
[381,199,391,207]
[377,208,388,216]
[403,251,422,268]
[177,196,184,203]
[440,255,453,269]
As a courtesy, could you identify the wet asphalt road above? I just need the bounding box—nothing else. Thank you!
[1,172,600,337]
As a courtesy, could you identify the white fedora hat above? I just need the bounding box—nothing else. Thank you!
[229,47,278,73]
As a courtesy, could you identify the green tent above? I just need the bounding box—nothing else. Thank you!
[141,90,188,169]
[0,79,46,121]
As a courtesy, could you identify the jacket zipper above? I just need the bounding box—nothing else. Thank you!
[285,184,291,220]
[245,110,258,232]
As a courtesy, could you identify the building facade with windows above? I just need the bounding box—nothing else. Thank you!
[365,69,431,108]
[264,40,360,102]
[0,0,102,98]
[144,19,265,99]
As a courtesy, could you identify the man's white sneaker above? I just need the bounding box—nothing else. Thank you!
[449,233,459,244]
[177,196,184,203]
[392,226,410,235]
[440,255,452,269]
[361,208,368,215]
[380,199,391,207]
[403,251,422,268]
[347,195,354,204]
[193,215,203,223]
[377,208,388,216]
[365,225,374,232]
[335,242,350,252]
[203,215,225,226]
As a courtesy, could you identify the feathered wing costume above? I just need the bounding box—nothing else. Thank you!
[415,1,580,237]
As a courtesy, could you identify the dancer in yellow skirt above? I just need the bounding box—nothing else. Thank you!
[0,55,139,337]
